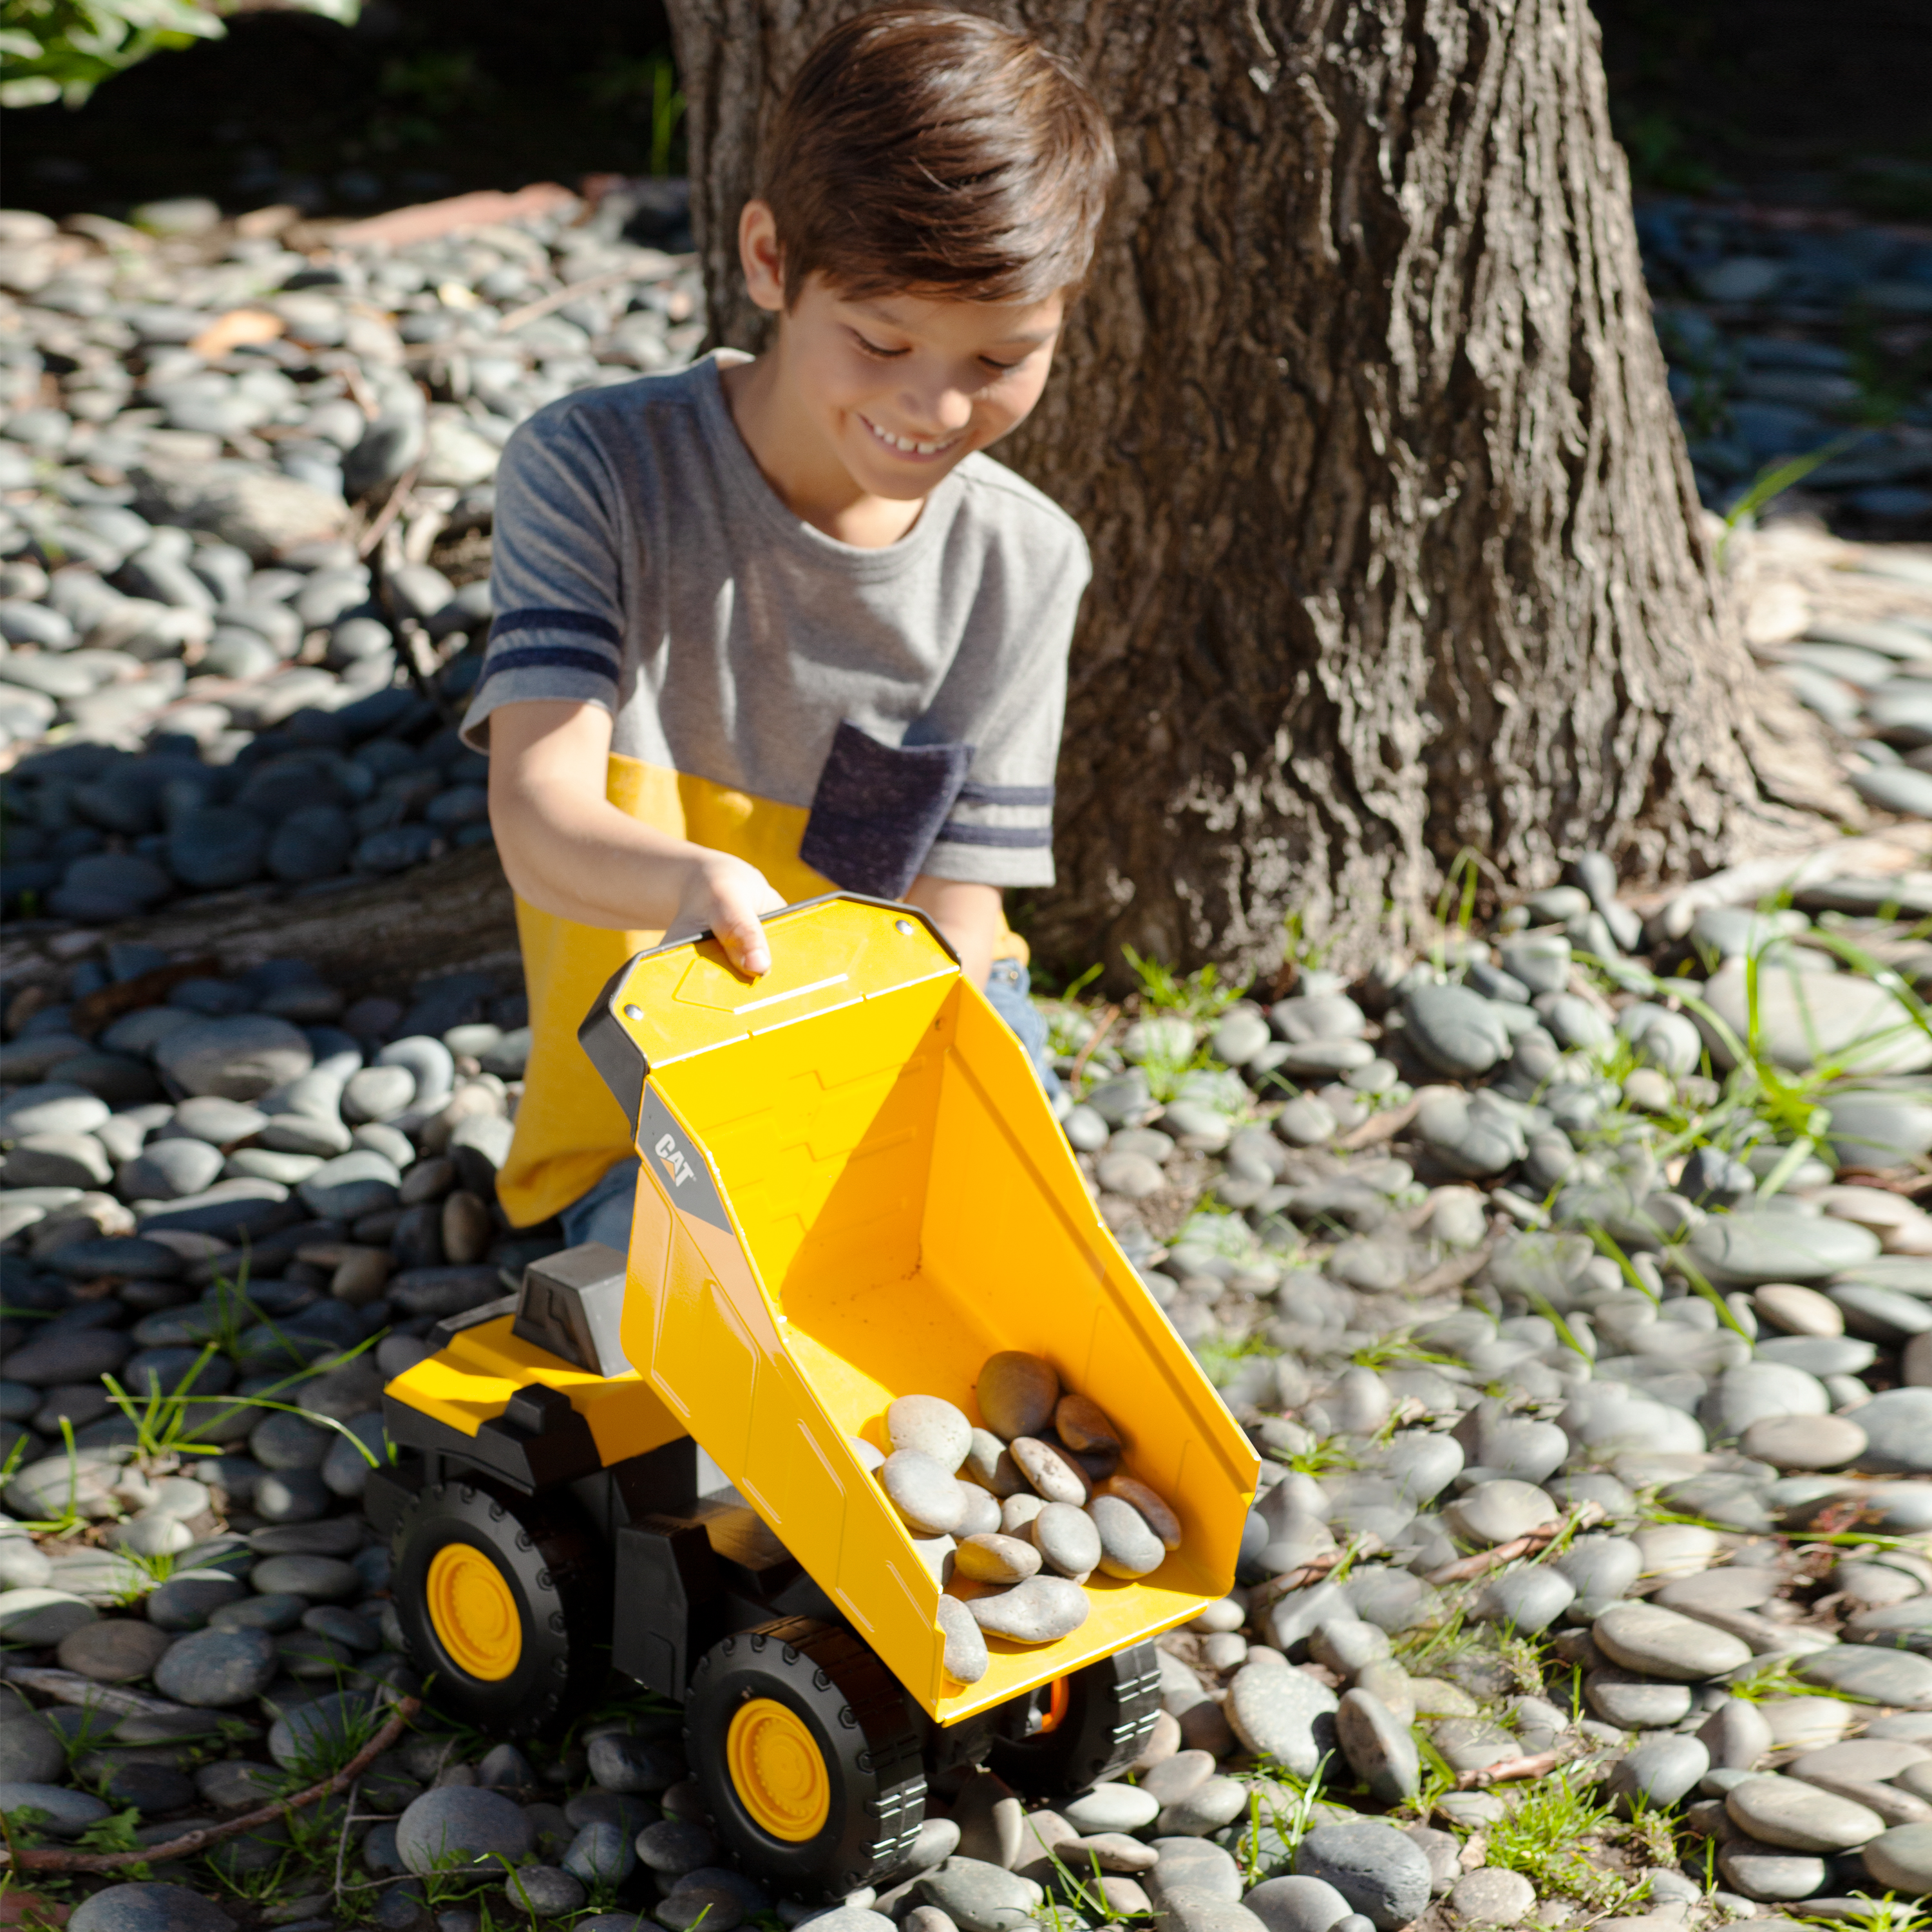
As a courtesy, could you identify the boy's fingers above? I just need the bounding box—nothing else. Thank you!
[718,906,772,978]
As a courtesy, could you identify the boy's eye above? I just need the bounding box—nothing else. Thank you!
[852,332,907,359]
[980,355,1021,374]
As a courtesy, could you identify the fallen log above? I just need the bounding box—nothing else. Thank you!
[1,844,519,1003]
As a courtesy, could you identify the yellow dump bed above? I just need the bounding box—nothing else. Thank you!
[580,895,1258,1723]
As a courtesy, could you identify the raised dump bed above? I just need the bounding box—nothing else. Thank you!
[576,893,1258,1721]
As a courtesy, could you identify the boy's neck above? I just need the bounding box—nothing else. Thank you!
[720,348,929,550]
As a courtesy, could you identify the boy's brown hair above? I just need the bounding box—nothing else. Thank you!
[760,6,1116,308]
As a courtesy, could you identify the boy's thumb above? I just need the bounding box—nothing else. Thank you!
[721,909,771,978]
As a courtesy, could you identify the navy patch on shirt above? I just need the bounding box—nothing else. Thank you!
[799,720,973,901]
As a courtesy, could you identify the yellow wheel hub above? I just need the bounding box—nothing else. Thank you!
[426,1542,522,1681]
[726,1698,829,1841]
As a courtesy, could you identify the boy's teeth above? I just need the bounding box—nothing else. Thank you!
[865,416,950,455]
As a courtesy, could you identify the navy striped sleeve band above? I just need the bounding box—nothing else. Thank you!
[932,822,1053,848]
[480,645,619,685]
[490,607,622,646]
[956,781,1055,808]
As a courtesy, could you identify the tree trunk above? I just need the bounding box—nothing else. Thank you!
[669,0,1850,978]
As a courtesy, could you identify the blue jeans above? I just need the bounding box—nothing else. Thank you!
[560,1153,643,1254]
[983,956,1060,1095]
[560,957,1055,1251]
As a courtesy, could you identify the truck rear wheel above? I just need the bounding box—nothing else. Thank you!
[390,1476,609,1735]
[684,1618,926,1897]
[989,1642,1163,1797]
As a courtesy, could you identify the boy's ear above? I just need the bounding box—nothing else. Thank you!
[738,199,788,315]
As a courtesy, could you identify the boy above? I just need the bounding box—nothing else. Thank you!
[466,7,1116,1254]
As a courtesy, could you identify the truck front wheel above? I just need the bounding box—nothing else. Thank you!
[684,1618,927,1897]
[390,1476,609,1735]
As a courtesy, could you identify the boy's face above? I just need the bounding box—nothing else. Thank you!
[742,203,1065,502]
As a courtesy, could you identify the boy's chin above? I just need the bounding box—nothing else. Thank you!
[862,471,947,502]
[847,445,965,500]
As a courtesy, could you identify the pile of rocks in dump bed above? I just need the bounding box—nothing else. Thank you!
[0,186,705,920]
[864,1365,1183,1678]
[27,842,1932,1931]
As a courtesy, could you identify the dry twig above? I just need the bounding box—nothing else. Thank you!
[1264,1551,1346,1595]
[339,363,381,422]
[1338,1097,1419,1151]
[0,1698,419,1873]
[494,267,640,336]
[70,959,220,1037]
[1424,1501,1605,1586]
[1402,1244,1495,1302]
[1833,1168,1932,1196]
[358,459,423,560]
[1253,1533,1387,1603]
[2,1667,183,1716]
[1066,1004,1121,1090]
[1457,1749,1559,1789]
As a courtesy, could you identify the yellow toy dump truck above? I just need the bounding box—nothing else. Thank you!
[372,894,1258,1896]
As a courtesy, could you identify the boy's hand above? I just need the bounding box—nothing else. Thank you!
[677,852,786,978]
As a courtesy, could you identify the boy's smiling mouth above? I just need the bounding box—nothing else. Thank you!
[858,413,960,458]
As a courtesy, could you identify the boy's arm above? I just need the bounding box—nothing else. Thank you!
[487,700,784,976]
[489,704,1005,985]
[904,876,1003,990]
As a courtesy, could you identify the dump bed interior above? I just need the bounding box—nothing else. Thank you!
[587,895,1258,1723]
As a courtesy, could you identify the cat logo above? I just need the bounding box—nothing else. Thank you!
[654,1132,694,1189]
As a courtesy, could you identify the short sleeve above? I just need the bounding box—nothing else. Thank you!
[459,402,629,753]
[915,495,1089,889]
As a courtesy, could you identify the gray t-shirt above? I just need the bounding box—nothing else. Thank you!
[460,350,1088,890]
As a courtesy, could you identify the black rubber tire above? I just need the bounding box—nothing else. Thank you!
[390,1475,609,1736]
[684,1617,927,1897]
[988,1642,1163,1797]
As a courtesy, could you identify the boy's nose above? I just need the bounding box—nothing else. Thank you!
[902,386,974,435]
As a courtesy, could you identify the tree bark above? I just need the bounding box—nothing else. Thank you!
[668,0,1850,978]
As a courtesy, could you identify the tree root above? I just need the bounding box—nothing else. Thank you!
[0,841,519,1001]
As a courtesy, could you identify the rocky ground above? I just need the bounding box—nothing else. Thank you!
[0,186,1929,929]
[1642,198,1932,532]
[10,182,1932,1932]
[14,838,1932,1932]
[0,180,697,922]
